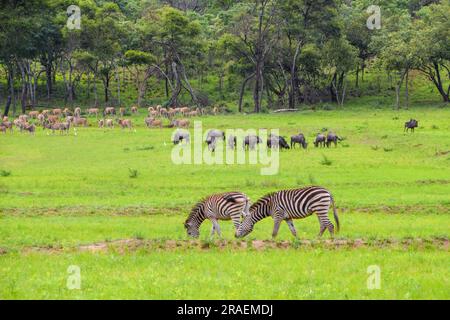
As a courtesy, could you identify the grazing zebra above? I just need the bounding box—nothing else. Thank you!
[236,186,339,238]
[184,192,251,238]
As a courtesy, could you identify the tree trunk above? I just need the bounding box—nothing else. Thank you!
[253,59,264,113]
[289,41,301,109]
[46,65,52,100]
[405,70,409,109]
[239,73,255,113]
[168,62,182,107]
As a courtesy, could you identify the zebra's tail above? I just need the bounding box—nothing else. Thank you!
[224,193,251,216]
[331,196,340,232]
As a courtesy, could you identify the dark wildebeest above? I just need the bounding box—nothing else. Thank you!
[173,130,190,145]
[244,135,262,150]
[314,134,326,148]
[326,132,341,148]
[291,133,308,149]
[228,135,237,149]
[205,130,225,152]
[404,119,418,133]
[267,134,290,150]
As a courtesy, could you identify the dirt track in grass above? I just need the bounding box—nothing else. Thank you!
[4,237,447,255]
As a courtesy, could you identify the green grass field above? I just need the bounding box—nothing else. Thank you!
[0,105,449,299]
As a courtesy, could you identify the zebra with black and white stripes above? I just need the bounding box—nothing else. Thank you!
[184,192,251,238]
[236,186,339,238]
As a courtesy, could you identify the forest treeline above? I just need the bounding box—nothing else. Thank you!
[0,0,448,115]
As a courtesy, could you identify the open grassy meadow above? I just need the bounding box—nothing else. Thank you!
[1,106,449,299]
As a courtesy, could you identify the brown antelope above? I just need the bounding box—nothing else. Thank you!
[180,107,190,116]
[2,116,8,122]
[19,114,29,122]
[73,117,88,127]
[0,124,6,134]
[104,107,116,116]
[87,108,99,117]
[41,110,50,117]
[212,106,219,115]
[98,119,105,128]
[159,108,168,117]
[37,114,45,125]
[63,108,72,117]
[148,106,155,114]
[167,109,177,118]
[188,110,199,117]
[59,121,71,135]
[150,110,159,117]
[117,119,132,130]
[43,122,61,134]
[47,115,59,124]
[131,106,138,114]
[28,111,39,119]
[23,123,36,135]
[14,119,25,132]
[119,107,126,117]
[52,108,62,116]
[74,107,81,117]
[0,121,13,133]
[66,116,75,123]
[105,119,114,128]
[145,117,162,128]
[171,119,190,129]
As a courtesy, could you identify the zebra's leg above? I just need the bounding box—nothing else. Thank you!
[231,216,241,236]
[210,224,216,236]
[272,218,282,239]
[317,214,334,238]
[210,219,222,237]
[285,219,298,238]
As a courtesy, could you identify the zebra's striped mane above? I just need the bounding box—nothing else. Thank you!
[185,198,206,224]
[249,192,275,212]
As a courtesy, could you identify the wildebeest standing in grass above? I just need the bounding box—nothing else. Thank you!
[228,135,237,149]
[314,134,326,148]
[236,186,339,239]
[326,132,341,147]
[173,130,190,145]
[267,134,290,149]
[404,119,418,132]
[184,192,251,238]
[291,133,308,149]
[205,130,225,152]
[244,135,262,150]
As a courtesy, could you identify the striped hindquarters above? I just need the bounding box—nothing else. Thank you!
[205,192,249,220]
[273,186,333,219]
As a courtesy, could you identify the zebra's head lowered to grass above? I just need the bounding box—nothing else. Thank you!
[184,201,205,238]
[236,194,273,238]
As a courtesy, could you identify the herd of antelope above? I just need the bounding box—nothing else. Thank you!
[0,104,220,135]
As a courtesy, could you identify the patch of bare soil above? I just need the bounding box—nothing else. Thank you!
[16,237,449,255]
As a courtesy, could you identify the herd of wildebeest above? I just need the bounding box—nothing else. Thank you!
[0,105,419,151]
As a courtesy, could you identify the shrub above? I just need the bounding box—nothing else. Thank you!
[0,170,11,177]
[128,168,139,178]
[320,155,332,166]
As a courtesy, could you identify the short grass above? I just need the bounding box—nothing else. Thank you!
[0,105,449,299]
